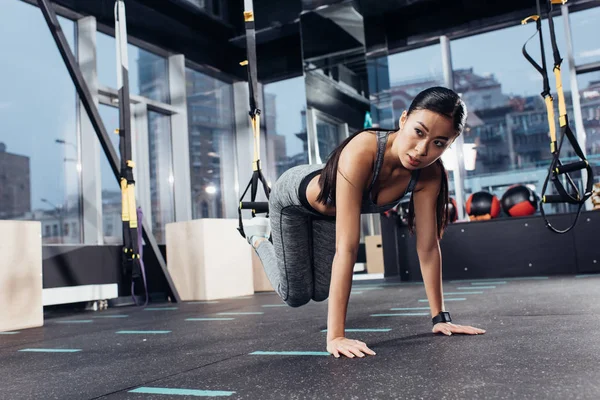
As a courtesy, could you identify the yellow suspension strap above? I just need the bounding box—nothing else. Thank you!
[116,0,146,304]
[237,0,271,239]
[522,0,593,234]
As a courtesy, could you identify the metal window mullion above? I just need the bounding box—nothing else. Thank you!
[562,4,592,211]
[441,35,466,221]
[168,54,192,222]
[306,108,320,164]
[133,103,153,229]
[77,16,103,245]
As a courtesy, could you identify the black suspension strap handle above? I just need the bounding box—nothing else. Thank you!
[522,0,593,234]
[237,0,271,239]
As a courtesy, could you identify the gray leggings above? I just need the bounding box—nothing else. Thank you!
[254,164,336,307]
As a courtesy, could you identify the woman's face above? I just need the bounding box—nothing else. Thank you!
[394,109,458,170]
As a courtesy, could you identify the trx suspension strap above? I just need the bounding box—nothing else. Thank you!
[115,0,147,305]
[237,0,271,239]
[522,0,593,234]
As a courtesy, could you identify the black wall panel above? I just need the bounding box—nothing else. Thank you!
[382,210,600,281]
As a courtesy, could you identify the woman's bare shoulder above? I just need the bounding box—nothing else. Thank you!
[414,162,443,193]
[340,131,378,161]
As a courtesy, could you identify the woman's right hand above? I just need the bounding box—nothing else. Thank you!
[326,337,376,358]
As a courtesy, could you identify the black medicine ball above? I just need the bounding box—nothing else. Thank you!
[501,185,538,217]
[466,191,501,218]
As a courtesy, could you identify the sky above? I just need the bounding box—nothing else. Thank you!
[1,0,599,212]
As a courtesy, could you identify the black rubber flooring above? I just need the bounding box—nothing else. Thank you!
[1,274,599,399]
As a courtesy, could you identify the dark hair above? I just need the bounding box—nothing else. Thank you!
[316,86,467,239]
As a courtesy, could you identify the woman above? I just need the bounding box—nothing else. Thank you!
[245,87,486,359]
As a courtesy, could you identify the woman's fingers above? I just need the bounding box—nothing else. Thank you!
[448,324,487,335]
[339,347,356,358]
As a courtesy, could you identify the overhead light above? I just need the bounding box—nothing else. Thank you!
[205,185,217,194]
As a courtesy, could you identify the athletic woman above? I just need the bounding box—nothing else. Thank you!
[244,87,486,358]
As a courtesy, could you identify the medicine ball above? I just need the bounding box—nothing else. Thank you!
[447,197,458,223]
[466,191,501,219]
[501,185,538,217]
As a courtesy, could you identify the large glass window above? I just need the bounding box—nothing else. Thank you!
[0,0,82,244]
[186,68,237,219]
[569,7,600,66]
[316,115,343,163]
[450,17,577,215]
[388,44,444,126]
[148,111,175,243]
[264,77,309,179]
[577,70,600,178]
[96,32,170,104]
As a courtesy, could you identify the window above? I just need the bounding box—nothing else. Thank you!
[577,70,600,180]
[388,44,445,125]
[96,32,170,104]
[264,77,309,179]
[569,7,600,66]
[186,68,237,219]
[148,111,175,243]
[316,116,342,163]
[0,0,82,244]
[451,16,576,215]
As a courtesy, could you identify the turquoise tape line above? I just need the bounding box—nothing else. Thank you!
[129,387,235,397]
[250,351,330,356]
[19,348,81,353]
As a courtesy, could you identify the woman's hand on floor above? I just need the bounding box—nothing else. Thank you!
[432,322,486,336]
[327,337,376,358]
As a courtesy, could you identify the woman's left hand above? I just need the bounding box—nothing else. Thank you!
[432,322,486,336]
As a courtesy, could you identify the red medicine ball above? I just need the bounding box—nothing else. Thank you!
[501,185,538,217]
[466,191,501,219]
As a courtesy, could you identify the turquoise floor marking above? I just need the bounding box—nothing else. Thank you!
[451,277,548,283]
[444,292,483,295]
[350,291,363,294]
[576,274,599,278]
[0,331,20,334]
[457,286,496,289]
[186,318,235,321]
[57,320,93,323]
[217,312,263,315]
[116,330,171,334]
[321,328,391,332]
[19,348,81,353]
[144,307,178,311]
[371,313,429,317]
[251,351,330,356]
[419,298,465,302]
[352,287,383,291]
[130,387,235,397]
[390,307,430,310]
[188,301,220,304]
[471,281,506,285]
[262,304,287,307]
[92,315,129,318]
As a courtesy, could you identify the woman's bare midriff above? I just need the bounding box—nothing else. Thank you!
[306,174,336,216]
[305,168,414,217]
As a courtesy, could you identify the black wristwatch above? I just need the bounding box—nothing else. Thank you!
[432,311,452,326]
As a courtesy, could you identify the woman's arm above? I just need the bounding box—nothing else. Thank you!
[412,164,445,317]
[326,134,376,357]
[412,164,486,336]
